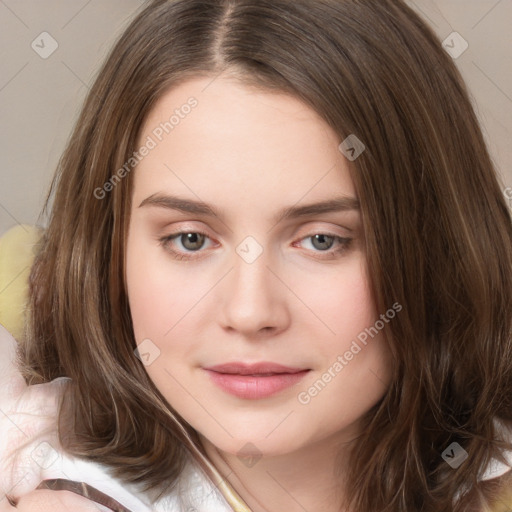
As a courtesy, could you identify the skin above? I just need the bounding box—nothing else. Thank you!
[125,75,393,512]
[0,490,100,511]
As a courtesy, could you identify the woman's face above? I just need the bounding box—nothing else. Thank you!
[125,75,393,459]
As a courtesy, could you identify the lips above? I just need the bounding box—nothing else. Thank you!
[203,362,310,399]
[204,362,307,376]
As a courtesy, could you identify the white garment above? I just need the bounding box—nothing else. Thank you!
[1,324,511,510]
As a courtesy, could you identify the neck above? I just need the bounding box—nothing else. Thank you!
[199,433,356,512]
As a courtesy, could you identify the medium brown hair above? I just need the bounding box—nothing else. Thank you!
[23,0,512,510]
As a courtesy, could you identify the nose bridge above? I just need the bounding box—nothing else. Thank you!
[231,239,275,307]
[220,236,287,333]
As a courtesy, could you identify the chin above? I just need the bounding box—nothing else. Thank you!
[204,428,306,460]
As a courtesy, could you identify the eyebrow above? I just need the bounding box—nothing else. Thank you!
[138,193,360,224]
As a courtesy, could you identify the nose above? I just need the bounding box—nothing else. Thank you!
[218,246,290,338]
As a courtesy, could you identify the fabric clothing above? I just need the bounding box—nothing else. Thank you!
[1,322,511,510]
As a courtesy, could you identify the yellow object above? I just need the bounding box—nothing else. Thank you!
[0,224,42,343]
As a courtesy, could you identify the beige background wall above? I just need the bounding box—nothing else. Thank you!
[0,0,511,236]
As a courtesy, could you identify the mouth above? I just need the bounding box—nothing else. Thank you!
[204,361,308,375]
[203,362,310,399]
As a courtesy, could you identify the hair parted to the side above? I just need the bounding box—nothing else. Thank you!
[22,0,512,510]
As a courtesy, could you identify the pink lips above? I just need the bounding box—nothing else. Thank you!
[203,362,310,400]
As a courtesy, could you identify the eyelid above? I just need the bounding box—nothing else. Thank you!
[294,221,354,238]
[160,221,351,245]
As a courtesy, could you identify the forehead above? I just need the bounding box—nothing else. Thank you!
[133,76,356,213]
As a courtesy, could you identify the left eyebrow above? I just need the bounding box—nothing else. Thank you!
[274,196,360,224]
[138,193,360,224]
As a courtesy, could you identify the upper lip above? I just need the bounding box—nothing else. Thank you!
[204,362,308,375]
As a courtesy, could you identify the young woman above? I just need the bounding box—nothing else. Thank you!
[1,0,511,511]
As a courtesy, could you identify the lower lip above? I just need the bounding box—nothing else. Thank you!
[204,370,310,400]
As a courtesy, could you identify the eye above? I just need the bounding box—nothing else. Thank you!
[305,234,336,251]
[174,232,207,251]
[295,233,353,259]
[158,230,215,260]
[158,230,353,262]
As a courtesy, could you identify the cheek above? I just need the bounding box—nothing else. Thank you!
[313,257,377,339]
[125,240,198,402]
[126,246,169,339]
[300,257,392,407]
[127,271,179,340]
[126,234,203,340]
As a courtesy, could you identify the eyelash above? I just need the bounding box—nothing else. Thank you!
[158,229,353,262]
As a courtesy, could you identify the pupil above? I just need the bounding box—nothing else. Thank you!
[313,234,333,250]
[183,233,204,250]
